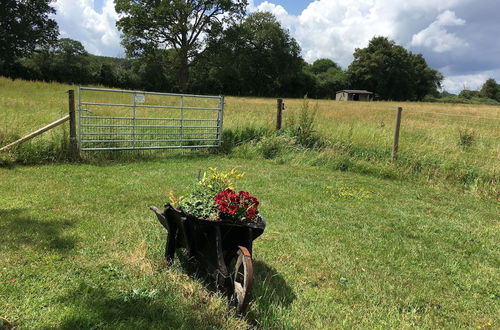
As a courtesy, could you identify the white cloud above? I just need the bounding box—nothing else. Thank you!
[246,0,500,94]
[442,69,500,93]
[51,0,499,94]
[248,0,472,68]
[411,10,467,53]
[53,0,123,57]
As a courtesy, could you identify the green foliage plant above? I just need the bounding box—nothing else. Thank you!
[295,96,319,147]
[173,168,245,220]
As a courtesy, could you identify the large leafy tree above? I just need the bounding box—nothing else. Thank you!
[192,12,304,97]
[0,0,58,76]
[304,59,347,99]
[347,37,442,101]
[50,38,91,83]
[21,38,92,84]
[307,58,340,75]
[115,0,247,92]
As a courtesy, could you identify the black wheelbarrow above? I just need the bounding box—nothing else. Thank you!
[149,203,265,313]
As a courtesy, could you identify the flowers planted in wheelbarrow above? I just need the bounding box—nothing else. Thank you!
[170,168,263,224]
[150,168,266,313]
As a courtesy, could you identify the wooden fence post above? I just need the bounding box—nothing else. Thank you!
[68,89,78,160]
[392,107,403,162]
[276,98,283,131]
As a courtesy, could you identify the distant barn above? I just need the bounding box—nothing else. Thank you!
[336,90,373,101]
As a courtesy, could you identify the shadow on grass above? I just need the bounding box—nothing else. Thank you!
[175,251,295,323]
[0,208,77,253]
[247,260,296,326]
[79,149,218,167]
[252,260,295,307]
[0,146,219,168]
[55,283,218,329]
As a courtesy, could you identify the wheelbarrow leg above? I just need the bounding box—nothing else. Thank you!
[150,206,177,266]
[180,217,194,259]
[214,225,230,290]
[165,222,177,265]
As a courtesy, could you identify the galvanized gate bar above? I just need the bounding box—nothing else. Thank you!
[77,87,223,151]
[79,102,220,111]
[80,86,221,99]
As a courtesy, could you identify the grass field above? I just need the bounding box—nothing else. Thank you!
[1,156,498,328]
[1,77,498,195]
[1,78,499,328]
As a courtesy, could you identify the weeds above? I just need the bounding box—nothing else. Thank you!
[0,128,72,166]
[257,134,298,159]
[283,96,324,148]
[220,127,270,154]
[458,128,475,149]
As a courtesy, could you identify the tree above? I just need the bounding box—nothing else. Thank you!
[479,78,499,101]
[307,58,341,75]
[115,0,247,92]
[347,36,442,101]
[50,38,91,83]
[0,0,59,76]
[304,59,346,98]
[191,12,304,97]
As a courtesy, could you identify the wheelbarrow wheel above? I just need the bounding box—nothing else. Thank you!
[231,246,253,314]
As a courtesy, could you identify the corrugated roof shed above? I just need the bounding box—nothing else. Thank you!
[337,90,373,94]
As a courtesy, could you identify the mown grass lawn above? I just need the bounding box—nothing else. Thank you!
[1,155,498,329]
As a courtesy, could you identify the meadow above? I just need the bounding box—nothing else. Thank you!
[1,77,499,328]
[1,77,498,195]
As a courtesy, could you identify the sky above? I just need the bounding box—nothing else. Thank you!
[52,0,500,94]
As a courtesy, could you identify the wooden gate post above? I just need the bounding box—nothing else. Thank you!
[392,107,403,162]
[68,89,79,160]
[276,98,284,131]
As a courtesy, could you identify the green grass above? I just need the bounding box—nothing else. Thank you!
[1,77,499,195]
[1,77,499,328]
[1,156,498,328]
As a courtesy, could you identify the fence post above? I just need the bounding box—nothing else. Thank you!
[392,107,403,162]
[276,98,283,131]
[68,89,78,160]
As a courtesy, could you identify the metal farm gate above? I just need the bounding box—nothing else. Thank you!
[77,87,224,151]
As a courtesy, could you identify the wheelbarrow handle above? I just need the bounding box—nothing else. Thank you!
[149,206,169,230]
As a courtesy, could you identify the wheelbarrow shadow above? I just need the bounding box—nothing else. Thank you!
[174,251,296,320]
[246,260,296,323]
[252,260,295,307]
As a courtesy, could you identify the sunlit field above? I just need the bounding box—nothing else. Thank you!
[1,77,499,328]
[1,77,498,195]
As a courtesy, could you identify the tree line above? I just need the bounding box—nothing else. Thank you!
[3,0,496,103]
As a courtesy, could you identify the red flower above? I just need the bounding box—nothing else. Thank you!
[9,278,16,282]
[214,189,259,220]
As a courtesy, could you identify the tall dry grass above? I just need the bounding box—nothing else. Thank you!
[1,77,498,194]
